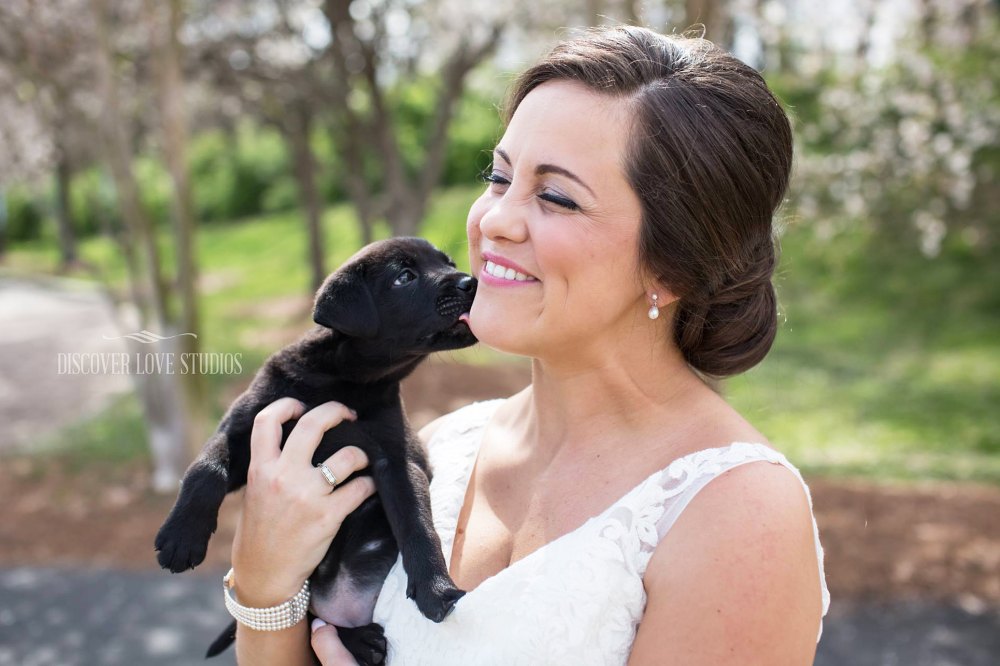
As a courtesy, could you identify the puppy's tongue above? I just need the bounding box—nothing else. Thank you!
[459,313,470,325]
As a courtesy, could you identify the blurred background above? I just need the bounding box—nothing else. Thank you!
[0,0,998,664]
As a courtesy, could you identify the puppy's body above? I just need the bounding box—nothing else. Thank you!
[154,238,477,663]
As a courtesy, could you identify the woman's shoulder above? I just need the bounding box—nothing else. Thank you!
[632,454,826,661]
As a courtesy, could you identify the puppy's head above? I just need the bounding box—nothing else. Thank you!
[313,237,477,356]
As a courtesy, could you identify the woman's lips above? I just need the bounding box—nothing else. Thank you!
[479,252,539,286]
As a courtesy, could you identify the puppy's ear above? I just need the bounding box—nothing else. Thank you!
[313,269,379,338]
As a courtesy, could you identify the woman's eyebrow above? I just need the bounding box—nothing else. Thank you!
[494,146,596,198]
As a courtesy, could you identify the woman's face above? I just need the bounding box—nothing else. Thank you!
[466,80,648,360]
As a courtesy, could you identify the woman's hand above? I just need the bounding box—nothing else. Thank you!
[311,619,361,665]
[231,397,377,607]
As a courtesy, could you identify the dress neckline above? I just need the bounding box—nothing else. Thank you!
[441,400,774,596]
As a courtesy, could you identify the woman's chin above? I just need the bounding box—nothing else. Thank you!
[468,306,532,356]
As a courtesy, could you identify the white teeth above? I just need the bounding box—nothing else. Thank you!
[484,259,536,282]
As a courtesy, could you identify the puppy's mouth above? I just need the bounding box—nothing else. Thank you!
[436,294,471,319]
[426,287,476,348]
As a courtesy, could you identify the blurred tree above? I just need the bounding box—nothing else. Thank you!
[184,0,335,290]
[320,0,505,238]
[90,0,194,491]
[182,0,519,259]
[0,0,100,269]
[685,0,733,48]
[144,0,208,447]
[787,0,999,256]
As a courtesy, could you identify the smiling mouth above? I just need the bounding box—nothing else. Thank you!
[483,260,538,282]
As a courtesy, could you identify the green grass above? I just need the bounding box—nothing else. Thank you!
[25,393,151,470]
[726,222,1000,484]
[4,189,999,484]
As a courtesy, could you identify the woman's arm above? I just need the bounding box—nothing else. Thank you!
[628,461,823,666]
[231,398,376,666]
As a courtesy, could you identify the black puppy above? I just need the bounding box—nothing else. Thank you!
[154,237,477,663]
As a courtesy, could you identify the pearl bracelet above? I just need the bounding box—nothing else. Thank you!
[222,568,311,632]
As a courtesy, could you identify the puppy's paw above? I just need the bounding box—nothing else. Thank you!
[407,575,465,623]
[154,516,215,573]
[337,623,387,666]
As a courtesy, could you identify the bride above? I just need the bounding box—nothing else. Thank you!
[229,25,829,665]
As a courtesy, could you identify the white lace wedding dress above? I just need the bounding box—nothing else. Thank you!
[372,400,830,665]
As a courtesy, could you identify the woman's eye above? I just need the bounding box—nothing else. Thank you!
[479,168,579,211]
[539,192,580,211]
[480,169,510,188]
[393,268,418,286]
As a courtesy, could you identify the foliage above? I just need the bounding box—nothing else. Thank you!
[2,83,502,242]
[778,16,1000,257]
[728,219,1000,483]
[441,85,504,187]
[69,168,120,237]
[5,184,998,484]
[2,185,45,241]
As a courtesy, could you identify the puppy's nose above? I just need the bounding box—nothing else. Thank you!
[456,276,476,292]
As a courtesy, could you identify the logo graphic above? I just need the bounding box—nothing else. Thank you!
[102,330,199,344]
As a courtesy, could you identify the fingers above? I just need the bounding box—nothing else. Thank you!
[250,397,306,465]
[282,401,357,465]
[316,445,369,491]
[323,476,377,531]
[311,620,361,666]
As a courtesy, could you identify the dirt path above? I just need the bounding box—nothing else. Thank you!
[0,276,131,452]
[1,356,999,662]
[1,358,998,610]
[1,567,997,666]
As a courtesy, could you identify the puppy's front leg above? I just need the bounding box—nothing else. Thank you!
[155,428,237,572]
[371,455,464,622]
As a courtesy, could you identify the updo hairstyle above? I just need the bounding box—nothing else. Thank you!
[504,26,793,378]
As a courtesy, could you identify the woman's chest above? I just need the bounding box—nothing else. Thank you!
[447,441,660,592]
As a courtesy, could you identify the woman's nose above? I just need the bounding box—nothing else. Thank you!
[477,193,529,244]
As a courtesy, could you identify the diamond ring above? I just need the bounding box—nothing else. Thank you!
[317,463,338,492]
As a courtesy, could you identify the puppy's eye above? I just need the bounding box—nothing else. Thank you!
[393,268,418,287]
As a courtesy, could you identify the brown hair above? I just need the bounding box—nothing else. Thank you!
[504,26,792,378]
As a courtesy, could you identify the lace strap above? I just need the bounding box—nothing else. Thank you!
[652,442,788,541]
[646,442,831,632]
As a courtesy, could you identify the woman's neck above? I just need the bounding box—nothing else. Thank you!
[503,336,709,467]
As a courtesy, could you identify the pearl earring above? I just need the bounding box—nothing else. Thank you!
[647,293,660,320]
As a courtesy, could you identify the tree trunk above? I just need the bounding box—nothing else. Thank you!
[918,0,938,49]
[855,0,877,65]
[587,0,603,26]
[386,197,425,239]
[0,191,7,259]
[154,0,199,355]
[330,117,377,245]
[53,150,78,270]
[286,103,326,291]
[321,1,504,240]
[623,0,641,25]
[685,0,732,48]
[92,0,189,491]
[148,0,207,459]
